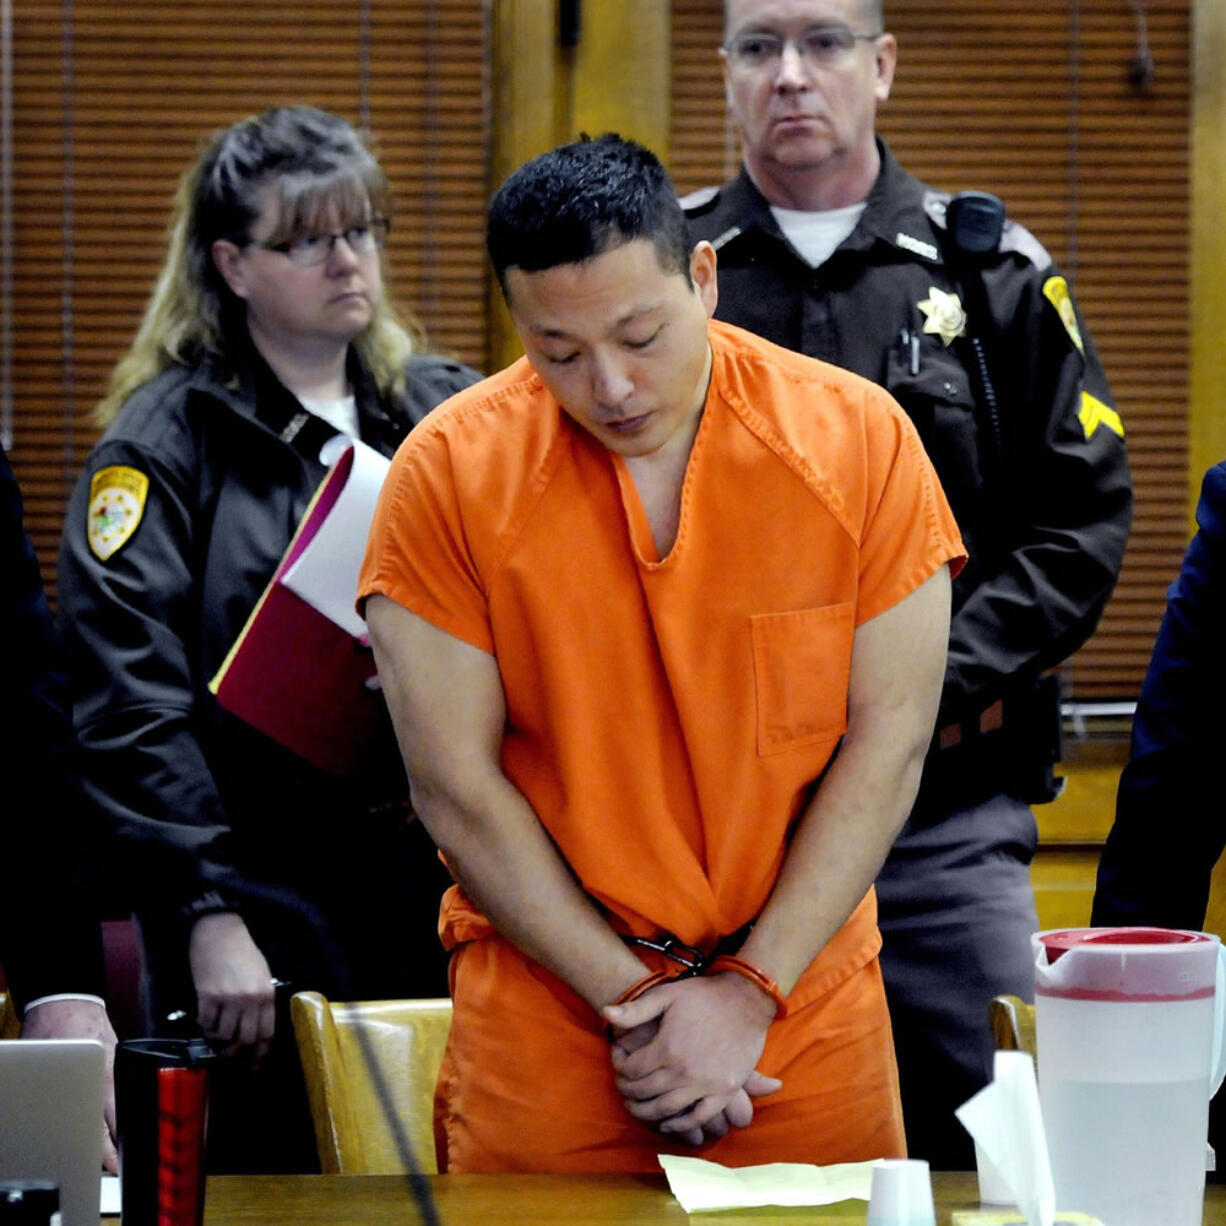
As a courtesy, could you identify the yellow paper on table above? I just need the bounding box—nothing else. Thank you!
[658,1154,874,1212]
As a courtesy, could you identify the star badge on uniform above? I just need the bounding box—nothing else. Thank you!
[87,464,149,560]
[917,287,967,347]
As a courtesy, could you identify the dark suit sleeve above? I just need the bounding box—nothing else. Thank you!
[1091,462,1226,928]
[0,441,106,1012]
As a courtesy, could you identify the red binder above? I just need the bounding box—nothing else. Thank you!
[209,442,389,777]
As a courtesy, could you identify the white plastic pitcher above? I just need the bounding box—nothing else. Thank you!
[1032,927,1226,1226]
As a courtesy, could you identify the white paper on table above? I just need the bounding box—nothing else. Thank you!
[280,439,390,639]
[658,1154,875,1212]
[956,1050,1055,1226]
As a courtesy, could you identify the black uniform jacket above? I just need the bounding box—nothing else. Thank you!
[1,440,106,1012]
[57,344,479,1002]
[1092,462,1226,930]
[685,141,1132,729]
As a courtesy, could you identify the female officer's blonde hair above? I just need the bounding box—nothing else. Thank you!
[97,105,424,425]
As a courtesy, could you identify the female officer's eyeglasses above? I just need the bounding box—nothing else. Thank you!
[248,218,390,267]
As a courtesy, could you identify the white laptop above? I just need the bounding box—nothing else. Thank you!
[0,1039,104,1226]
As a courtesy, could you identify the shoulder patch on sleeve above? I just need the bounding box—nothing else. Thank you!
[1079,391,1125,440]
[1043,275,1084,353]
[87,464,149,560]
[679,185,721,214]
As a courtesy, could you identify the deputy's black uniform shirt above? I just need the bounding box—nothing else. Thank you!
[57,344,479,1006]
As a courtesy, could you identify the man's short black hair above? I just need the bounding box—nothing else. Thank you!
[486,133,691,295]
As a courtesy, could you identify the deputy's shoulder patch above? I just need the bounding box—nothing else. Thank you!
[1043,275,1084,353]
[1079,391,1124,440]
[87,464,149,561]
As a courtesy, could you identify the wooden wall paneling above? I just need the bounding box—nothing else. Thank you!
[1203,854,1226,942]
[1032,847,1108,931]
[570,1,670,157]
[1174,0,1226,941]
[488,0,559,373]
[487,0,672,373]
[670,1,738,193]
[367,1,491,374]
[1191,0,1226,511]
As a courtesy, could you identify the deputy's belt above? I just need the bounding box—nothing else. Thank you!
[935,698,1004,751]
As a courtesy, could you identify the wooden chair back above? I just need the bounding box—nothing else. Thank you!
[0,991,18,1038]
[989,993,1037,1065]
[290,990,451,1174]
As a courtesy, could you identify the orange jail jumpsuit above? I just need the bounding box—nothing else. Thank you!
[359,319,965,1173]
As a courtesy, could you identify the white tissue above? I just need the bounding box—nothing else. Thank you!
[955,1050,1055,1226]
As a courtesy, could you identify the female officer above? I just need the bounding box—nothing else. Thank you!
[57,105,478,1172]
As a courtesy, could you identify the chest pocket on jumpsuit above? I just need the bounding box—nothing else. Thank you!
[751,603,855,757]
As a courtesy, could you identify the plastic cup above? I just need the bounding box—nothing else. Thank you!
[867,1157,936,1226]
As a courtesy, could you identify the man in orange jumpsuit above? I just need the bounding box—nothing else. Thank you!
[359,134,964,1173]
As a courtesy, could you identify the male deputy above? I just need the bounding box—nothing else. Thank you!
[360,135,964,1172]
[684,0,1132,1166]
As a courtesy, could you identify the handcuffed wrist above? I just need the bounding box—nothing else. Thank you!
[708,954,790,1019]
[610,970,672,1007]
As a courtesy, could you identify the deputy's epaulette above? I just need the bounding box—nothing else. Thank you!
[920,189,1051,269]
[922,189,952,232]
[678,185,721,215]
[997,217,1051,270]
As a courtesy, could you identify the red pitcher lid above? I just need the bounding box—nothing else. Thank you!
[1040,927,1209,963]
[1035,927,1218,1001]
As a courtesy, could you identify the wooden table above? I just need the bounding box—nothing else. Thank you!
[196,1171,1226,1224]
